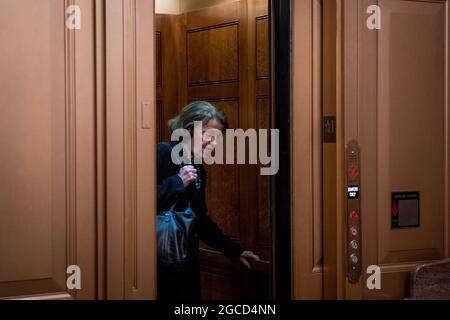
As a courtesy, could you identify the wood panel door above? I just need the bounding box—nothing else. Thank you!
[0,0,157,300]
[341,0,450,299]
[193,0,271,300]
[105,0,157,300]
[0,0,98,299]
[292,0,324,300]
[154,0,272,299]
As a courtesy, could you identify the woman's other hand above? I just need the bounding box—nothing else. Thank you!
[239,251,261,270]
[178,165,198,188]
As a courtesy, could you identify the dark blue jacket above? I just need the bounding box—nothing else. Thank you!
[156,141,243,300]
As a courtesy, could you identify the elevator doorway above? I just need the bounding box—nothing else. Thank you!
[155,0,273,300]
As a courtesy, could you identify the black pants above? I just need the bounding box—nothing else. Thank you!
[157,262,202,301]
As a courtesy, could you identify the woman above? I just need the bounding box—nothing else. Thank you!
[157,101,260,300]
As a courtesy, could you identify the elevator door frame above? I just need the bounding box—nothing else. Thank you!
[130,0,325,300]
[271,0,293,300]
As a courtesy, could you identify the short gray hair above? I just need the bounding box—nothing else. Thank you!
[168,101,229,133]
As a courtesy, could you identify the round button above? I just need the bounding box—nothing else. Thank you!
[350,226,358,237]
[349,210,360,221]
[350,240,359,250]
[350,254,359,264]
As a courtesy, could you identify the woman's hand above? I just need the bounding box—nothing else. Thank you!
[239,251,261,270]
[178,165,198,188]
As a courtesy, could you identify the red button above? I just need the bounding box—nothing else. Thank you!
[349,210,360,221]
[348,163,359,180]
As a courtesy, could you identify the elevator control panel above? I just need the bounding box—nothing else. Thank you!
[346,140,362,283]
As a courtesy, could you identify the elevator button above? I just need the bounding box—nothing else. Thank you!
[349,210,360,221]
[346,141,362,283]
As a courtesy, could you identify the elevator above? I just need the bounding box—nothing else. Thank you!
[0,0,449,300]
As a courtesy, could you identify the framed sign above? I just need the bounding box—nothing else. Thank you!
[391,192,420,228]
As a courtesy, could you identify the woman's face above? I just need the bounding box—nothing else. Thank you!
[191,118,224,158]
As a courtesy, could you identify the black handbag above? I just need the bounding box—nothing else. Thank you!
[157,201,197,266]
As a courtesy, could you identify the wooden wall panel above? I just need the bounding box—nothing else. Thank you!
[187,24,240,85]
[0,0,63,290]
[186,1,241,29]
[256,17,269,80]
[184,2,247,299]
[155,14,187,142]
[188,82,240,100]
[0,0,157,300]
[292,0,324,300]
[185,3,245,266]
[341,0,450,299]
[135,0,157,299]
[181,0,240,13]
[204,100,241,240]
[377,0,445,265]
[0,0,97,299]
[106,0,156,300]
[200,266,238,299]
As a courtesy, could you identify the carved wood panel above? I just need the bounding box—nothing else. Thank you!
[256,16,269,80]
[187,23,240,86]
[0,0,97,299]
[0,0,157,300]
[204,99,241,240]
[342,0,450,299]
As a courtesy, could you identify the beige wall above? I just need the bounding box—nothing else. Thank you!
[155,0,180,14]
[181,0,239,12]
[155,0,239,14]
